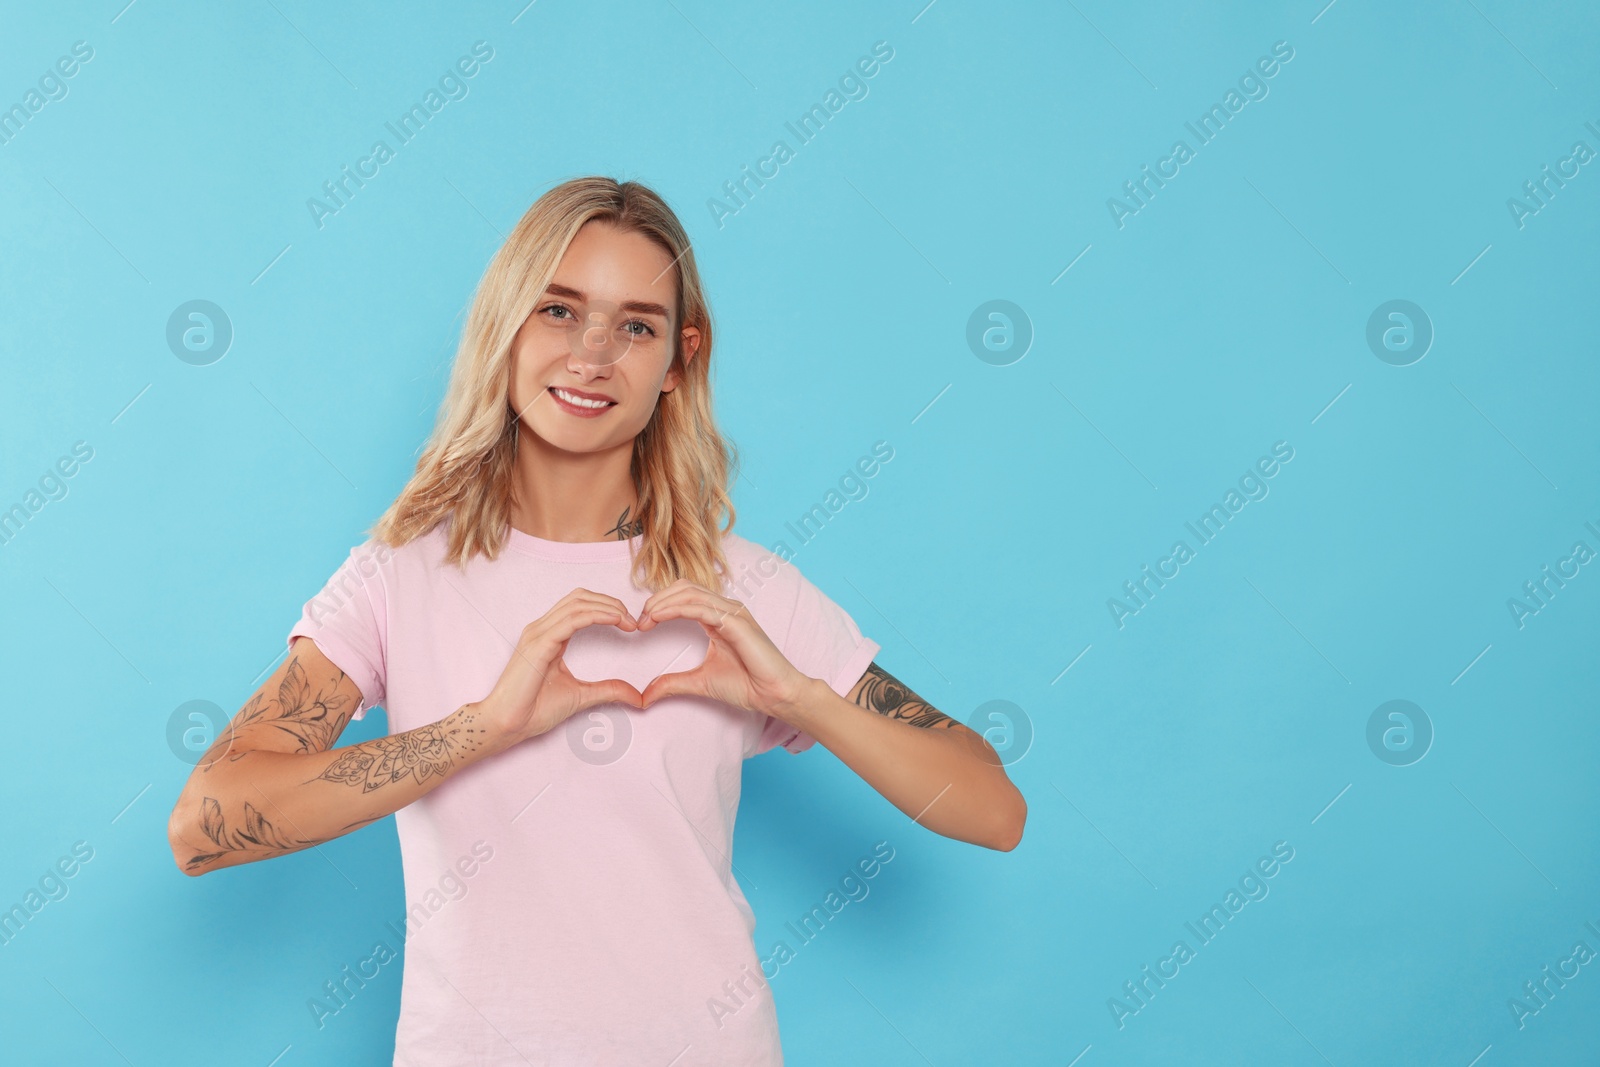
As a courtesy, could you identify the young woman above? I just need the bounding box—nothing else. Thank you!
[168,176,1026,1065]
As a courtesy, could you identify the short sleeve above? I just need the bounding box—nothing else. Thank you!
[752,562,881,756]
[285,540,390,720]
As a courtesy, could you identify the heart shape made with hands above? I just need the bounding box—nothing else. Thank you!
[561,615,710,695]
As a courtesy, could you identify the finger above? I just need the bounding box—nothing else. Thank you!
[638,579,722,623]
[640,667,707,707]
[640,597,749,639]
[506,606,629,683]
[549,588,640,627]
[532,606,640,651]
[639,586,739,630]
[557,591,639,629]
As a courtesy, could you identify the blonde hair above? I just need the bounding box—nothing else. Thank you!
[369,176,738,592]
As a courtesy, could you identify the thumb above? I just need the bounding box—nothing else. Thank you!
[578,678,644,710]
[641,668,706,708]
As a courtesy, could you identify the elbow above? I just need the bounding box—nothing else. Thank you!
[167,803,206,877]
[988,789,1027,853]
[955,727,1027,851]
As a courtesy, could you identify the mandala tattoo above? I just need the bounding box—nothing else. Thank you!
[851,662,958,729]
[313,709,492,793]
[181,707,491,872]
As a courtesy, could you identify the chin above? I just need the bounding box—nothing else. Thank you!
[525,417,628,454]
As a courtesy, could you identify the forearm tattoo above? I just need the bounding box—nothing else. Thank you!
[198,653,356,771]
[182,706,489,872]
[184,798,377,874]
[313,708,492,792]
[851,662,958,729]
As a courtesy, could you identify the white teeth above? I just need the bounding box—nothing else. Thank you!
[552,387,612,410]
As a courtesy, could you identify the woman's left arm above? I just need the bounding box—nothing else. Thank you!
[776,661,1028,852]
[634,579,1027,853]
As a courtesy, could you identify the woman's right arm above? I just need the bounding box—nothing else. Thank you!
[167,636,504,876]
[168,590,647,876]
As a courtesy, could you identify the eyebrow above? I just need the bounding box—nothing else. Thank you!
[542,282,672,321]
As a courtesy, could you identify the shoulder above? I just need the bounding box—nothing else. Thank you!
[718,532,815,633]
[718,531,808,603]
[718,530,782,578]
[716,532,850,634]
[344,521,450,581]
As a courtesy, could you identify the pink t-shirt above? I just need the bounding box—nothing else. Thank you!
[285,519,880,1065]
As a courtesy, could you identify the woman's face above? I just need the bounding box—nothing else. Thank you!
[508,219,700,455]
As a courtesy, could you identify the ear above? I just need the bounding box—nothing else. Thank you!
[662,324,701,394]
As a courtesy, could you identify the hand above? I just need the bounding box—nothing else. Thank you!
[635,579,812,718]
[476,588,645,748]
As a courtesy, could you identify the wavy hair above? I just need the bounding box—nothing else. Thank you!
[369,176,737,593]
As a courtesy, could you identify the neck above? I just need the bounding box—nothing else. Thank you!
[508,427,642,543]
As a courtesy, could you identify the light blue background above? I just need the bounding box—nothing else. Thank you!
[2,1,1597,1064]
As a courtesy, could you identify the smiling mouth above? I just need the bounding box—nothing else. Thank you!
[548,386,618,413]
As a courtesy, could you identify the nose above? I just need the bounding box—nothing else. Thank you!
[565,337,616,384]
[579,311,613,360]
